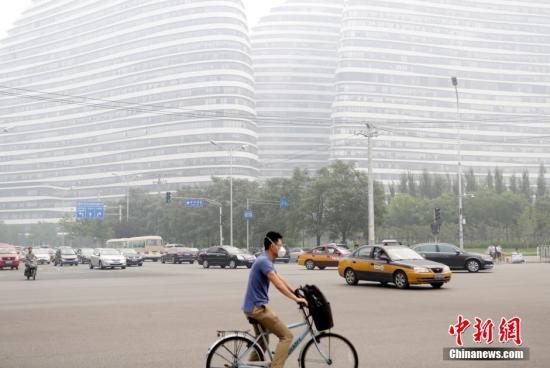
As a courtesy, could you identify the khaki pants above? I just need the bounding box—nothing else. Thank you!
[245,305,293,368]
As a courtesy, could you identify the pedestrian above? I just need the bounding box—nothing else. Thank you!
[242,231,308,367]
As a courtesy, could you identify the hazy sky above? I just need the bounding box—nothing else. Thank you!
[0,0,285,39]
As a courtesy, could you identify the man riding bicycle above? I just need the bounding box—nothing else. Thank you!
[242,231,308,368]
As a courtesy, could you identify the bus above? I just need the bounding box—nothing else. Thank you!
[105,238,129,249]
[127,236,164,262]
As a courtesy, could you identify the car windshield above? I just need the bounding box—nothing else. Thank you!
[34,249,50,254]
[0,248,16,254]
[100,249,120,255]
[386,247,424,261]
[61,249,75,255]
[122,249,137,255]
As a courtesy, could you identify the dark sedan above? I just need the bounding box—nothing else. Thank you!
[161,247,197,264]
[412,243,494,273]
[120,249,143,266]
[198,246,255,269]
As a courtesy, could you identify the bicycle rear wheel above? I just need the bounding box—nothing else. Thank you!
[206,335,265,368]
[300,332,358,368]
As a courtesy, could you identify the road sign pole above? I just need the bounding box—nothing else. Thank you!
[219,205,223,247]
[246,198,249,252]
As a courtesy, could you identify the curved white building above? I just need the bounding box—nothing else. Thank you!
[0,0,258,223]
[331,0,550,182]
[252,0,344,177]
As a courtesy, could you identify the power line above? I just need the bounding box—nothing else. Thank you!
[1,84,550,129]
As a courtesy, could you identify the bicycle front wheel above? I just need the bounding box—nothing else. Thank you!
[206,335,265,368]
[300,332,358,368]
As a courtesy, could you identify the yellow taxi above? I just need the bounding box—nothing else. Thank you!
[297,245,350,270]
[338,245,452,289]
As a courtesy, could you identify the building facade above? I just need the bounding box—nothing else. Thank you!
[252,0,344,178]
[0,0,258,223]
[330,0,550,183]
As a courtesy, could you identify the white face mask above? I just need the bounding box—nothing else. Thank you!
[277,246,286,258]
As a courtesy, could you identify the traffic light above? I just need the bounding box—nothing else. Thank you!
[165,192,172,204]
[434,208,442,224]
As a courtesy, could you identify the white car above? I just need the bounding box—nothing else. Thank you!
[90,248,127,270]
[510,252,525,264]
[34,249,52,264]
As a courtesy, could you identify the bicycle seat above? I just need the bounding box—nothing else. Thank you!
[247,317,260,325]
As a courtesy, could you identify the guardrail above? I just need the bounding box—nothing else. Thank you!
[537,245,550,263]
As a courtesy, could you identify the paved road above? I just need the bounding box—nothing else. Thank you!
[1,261,548,368]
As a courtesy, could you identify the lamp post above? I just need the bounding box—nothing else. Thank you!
[356,123,378,246]
[210,140,248,247]
[112,173,142,222]
[451,76,464,250]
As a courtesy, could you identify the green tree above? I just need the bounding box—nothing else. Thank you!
[494,167,505,194]
[509,174,518,193]
[419,170,433,198]
[486,169,494,191]
[521,170,531,200]
[537,163,546,198]
[465,168,477,193]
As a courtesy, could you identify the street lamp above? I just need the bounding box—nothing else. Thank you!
[210,140,248,247]
[451,76,464,250]
[355,123,378,246]
[112,173,143,222]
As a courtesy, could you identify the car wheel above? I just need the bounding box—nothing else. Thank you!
[203,260,210,269]
[466,259,480,273]
[161,258,165,264]
[285,259,290,264]
[318,266,326,270]
[89,263,93,269]
[229,260,237,269]
[221,265,226,269]
[393,271,409,289]
[122,266,126,270]
[431,282,444,289]
[380,282,388,287]
[75,263,78,267]
[99,261,105,270]
[344,268,358,285]
[305,260,315,270]
[138,263,143,267]
[189,261,194,264]
[246,265,252,269]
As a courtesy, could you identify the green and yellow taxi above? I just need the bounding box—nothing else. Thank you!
[338,245,452,289]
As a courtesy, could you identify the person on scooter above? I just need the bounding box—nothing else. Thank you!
[24,246,38,277]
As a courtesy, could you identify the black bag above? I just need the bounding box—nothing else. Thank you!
[302,284,333,331]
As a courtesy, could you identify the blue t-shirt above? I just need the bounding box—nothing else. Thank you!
[242,253,276,313]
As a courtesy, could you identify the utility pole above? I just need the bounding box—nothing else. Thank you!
[452,77,464,249]
[246,198,249,251]
[356,123,378,246]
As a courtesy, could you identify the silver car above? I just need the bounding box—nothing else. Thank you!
[34,248,52,265]
[89,248,127,270]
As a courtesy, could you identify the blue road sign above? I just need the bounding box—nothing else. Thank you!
[76,201,105,219]
[183,199,204,208]
[280,196,289,209]
[244,208,253,220]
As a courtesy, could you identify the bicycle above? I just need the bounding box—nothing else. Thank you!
[206,287,358,367]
